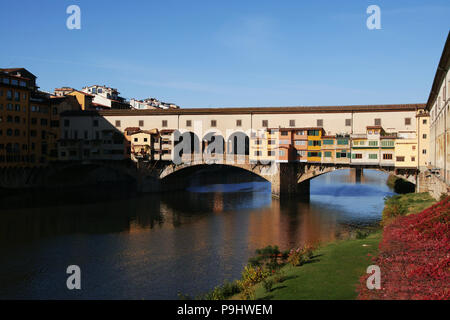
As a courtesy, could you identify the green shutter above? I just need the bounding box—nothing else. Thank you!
[336,152,341,158]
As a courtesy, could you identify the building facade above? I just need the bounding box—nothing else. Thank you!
[426,32,450,185]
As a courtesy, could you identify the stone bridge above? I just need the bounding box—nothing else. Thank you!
[0,156,418,198]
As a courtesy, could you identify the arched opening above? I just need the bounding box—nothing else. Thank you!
[174,131,200,157]
[160,164,269,192]
[227,132,249,155]
[202,132,225,155]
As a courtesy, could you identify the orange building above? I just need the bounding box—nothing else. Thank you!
[0,68,35,166]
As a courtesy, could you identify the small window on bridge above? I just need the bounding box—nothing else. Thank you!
[186,120,192,127]
[374,118,381,126]
[405,118,411,125]
[317,119,323,127]
[115,120,121,127]
[211,120,217,127]
[262,120,268,127]
[236,119,242,127]
[289,120,295,127]
[161,120,167,127]
[345,119,351,126]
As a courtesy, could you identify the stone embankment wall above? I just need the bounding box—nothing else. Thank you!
[417,171,449,199]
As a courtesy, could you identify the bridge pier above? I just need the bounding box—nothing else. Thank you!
[350,167,363,183]
[269,163,310,199]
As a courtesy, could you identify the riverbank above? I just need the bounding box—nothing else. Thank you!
[235,231,382,300]
[222,192,439,300]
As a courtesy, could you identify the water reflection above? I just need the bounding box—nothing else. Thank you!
[0,169,393,299]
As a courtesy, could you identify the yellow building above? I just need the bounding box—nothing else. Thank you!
[395,138,418,168]
[307,128,323,162]
[68,90,94,110]
[249,129,277,163]
[416,109,430,169]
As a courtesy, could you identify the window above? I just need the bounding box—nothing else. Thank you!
[369,154,378,159]
[254,151,262,156]
[186,120,192,127]
[368,141,378,146]
[296,130,305,135]
[422,134,427,139]
[236,119,242,127]
[411,156,416,162]
[396,156,405,162]
[93,119,99,127]
[337,139,348,145]
[324,151,332,157]
[211,120,217,127]
[278,150,285,156]
[323,139,334,145]
[14,92,20,101]
[412,145,416,150]
[262,120,268,127]
[115,120,121,127]
[381,140,394,147]
[308,140,321,146]
[352,153,362,159]
[317,119,323,127]
[267,151,275,156]
[281,131,288,136]
[161,120,167,127]
[297,150,306,156]
[374,118,381,126]
[134,138,138,142]
[289,120,295,127]
[405,118,411,125]
[268,139,276,145]
[139,120,144,127]
[307,152,321,157]
[345,119,352,126]
[422,149,427,154]
[423,119,427,124]
[7,90,12,100]
[294,140,306,146]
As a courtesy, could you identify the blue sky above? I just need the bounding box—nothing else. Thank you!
[0,0,449,108]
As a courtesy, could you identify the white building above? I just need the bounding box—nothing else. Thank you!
[81,85,129,109]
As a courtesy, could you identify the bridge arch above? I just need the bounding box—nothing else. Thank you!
[227,131,249,155]
[174,130,201,155]
[202,131,225,155]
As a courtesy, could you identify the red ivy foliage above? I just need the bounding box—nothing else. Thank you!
[358,196,450,300]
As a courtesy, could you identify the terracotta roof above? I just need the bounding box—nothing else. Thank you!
[60,103,424,117]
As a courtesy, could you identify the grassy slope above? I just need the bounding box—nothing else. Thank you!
[228,193,435,300]
[232,232,382,300]
[389,192,436,215]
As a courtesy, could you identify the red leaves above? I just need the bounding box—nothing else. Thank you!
[358,196,450,300]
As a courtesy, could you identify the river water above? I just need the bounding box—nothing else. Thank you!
[0,169,394,299]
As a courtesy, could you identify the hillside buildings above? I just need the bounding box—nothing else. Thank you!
[129,97,179,110]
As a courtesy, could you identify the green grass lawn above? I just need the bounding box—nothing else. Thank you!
[389,192,436,215]
[232,232,382,300]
